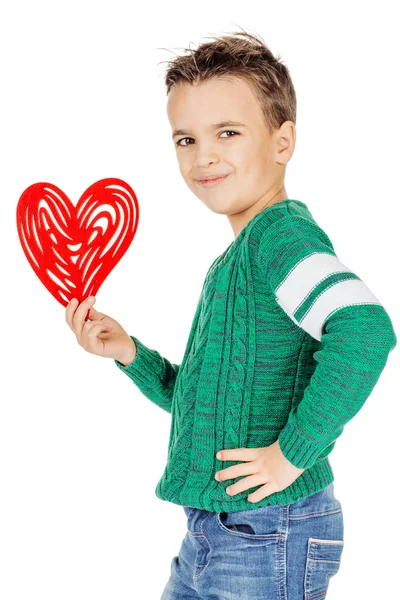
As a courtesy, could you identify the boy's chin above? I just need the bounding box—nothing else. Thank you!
[198,199,237,216]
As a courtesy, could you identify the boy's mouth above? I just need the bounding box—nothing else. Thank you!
[196,174,230,188]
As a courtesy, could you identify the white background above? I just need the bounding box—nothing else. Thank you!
[0,1,399,598]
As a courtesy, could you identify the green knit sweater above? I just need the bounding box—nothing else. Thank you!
[114,199,397,512]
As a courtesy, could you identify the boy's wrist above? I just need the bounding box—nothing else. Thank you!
[117,339,137,366]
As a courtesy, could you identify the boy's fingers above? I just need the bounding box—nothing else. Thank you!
[82,320,111,335]
[72,297,96,337]
[65,298,109,338]
[65,298,79,329]
[87,306,107,320]
[80,322,110,349]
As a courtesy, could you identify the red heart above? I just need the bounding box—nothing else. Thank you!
[16,178,139,311]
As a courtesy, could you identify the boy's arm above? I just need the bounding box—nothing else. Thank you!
[257,215,397,470]
[114,335,180,414]
[114,255,221,414]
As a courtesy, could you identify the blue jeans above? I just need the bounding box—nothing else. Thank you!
[160,483,344,599]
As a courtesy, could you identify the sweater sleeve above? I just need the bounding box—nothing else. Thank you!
[112,256,219,414]
[114,336,180,414]
[256,214,397,470]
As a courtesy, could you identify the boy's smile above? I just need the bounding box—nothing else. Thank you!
[166,76,296,239]
[195,173,231,187]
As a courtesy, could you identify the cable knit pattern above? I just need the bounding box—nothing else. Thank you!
[163,281,217,500]
[114,199,397,512]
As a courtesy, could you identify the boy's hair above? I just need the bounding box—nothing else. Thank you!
[158,27,296,135]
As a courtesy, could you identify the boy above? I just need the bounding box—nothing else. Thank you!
[66,29,397,599]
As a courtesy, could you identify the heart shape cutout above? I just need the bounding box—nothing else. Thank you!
[16,178,139,308]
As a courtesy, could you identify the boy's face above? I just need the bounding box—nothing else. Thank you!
[167,76,295,224]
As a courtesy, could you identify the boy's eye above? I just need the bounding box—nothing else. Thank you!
[176,130,238,147]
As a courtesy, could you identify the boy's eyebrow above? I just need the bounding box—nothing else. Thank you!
[172,120,247,138]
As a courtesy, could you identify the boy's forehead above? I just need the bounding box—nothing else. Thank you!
[167,77,261,128]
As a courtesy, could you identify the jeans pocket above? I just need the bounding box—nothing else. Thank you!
[304,537,344,599]
[215,507,282,541]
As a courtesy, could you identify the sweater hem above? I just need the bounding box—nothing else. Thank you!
[154,457,334,512]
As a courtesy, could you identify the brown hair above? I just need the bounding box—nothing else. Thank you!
[158,26,296,135]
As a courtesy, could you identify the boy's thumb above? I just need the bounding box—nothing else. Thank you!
[89,306,106,320]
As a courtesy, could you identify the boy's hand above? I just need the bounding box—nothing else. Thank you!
[215,440,304,503]
[65,296,136,365]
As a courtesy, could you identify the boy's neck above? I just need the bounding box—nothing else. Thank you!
[229,187,288,240]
